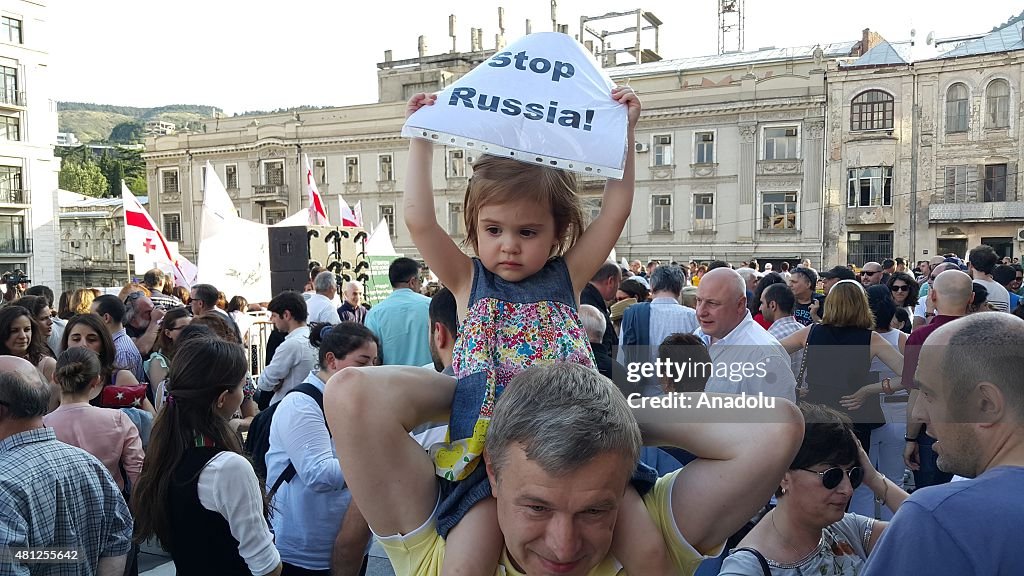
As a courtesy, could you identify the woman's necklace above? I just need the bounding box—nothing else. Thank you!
[770,511,817,564]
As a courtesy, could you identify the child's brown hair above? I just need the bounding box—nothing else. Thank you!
[463,155,585,257]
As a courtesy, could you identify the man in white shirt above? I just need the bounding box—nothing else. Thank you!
[694,268,796,401]
[306,271,342,324]
[968,244,1011,312]
[258,291,317,405]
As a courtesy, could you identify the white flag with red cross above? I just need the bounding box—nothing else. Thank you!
[121,183,192,288]
[305,154,330,226]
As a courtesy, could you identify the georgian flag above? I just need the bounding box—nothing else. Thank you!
[121,183,193,288]
[338,196,358,227]
[305,154,330,226]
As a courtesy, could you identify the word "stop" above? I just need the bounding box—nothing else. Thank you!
[487,51,575,82]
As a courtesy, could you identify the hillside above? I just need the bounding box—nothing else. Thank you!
[57,102,222,143]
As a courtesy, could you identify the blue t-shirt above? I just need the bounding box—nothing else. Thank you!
[863,466,1024,576]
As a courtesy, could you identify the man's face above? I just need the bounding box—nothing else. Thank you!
[696,275,747,340]
[821,277,840,295]
[759,292,776,323]
[1012,271,1022,292]
[487,445,632,576]
[595,275,619,302]
[859,264,883,287]
[914,338,982,477]
[270,311,290,333]
[345,283,363,307]
[629,261,642,274]
[788,273,811,299]
[189,289,204,315]
[131,297,154,330]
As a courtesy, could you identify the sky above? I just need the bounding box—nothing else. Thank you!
[49,0,1024,115]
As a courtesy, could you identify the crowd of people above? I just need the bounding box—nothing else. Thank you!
[1,88,1022,576]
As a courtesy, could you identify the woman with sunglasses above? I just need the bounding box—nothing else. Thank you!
[720,403,909,576]
[886,272,919,334]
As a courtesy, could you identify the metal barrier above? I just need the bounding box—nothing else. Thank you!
[246,315,274,379]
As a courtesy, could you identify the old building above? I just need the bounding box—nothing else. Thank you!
[0,1,60,288]
[57,190,135,290]
[825,17,1024,266]
[144,25,874,268]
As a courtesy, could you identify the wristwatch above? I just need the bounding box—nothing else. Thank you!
[904,435,918,442]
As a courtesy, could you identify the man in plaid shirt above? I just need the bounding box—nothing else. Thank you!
[0,356,133,576]
[760,283,804,377]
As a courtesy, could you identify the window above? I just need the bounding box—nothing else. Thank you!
[848,231,893,266]
[225,164,238,189]
[313,158,327,184]
[162,213,181,242]
[946,83,969,133]
[764,127,799,160]
[652,194,672,232]
[0,65,17,106]
[1,17,21,44]
[264,161,284,186]
[448,150,467,178]
[581,197,602,228]
[693,194,714,231]
[694,132,715,164]
[984,164,1007,202]
[653,135,673,166]
[200,166,206,192]
[379,204,395,236]
[0,115,18,141]
[378,154,394,181]
[345,156,360,183]
[448,202,465,236]
[987,79,1010,128]
[847,167,893,207]
[762,192,798,230]
[851,90,894,131]
[264,208,286,226]
[944,165,968,203]
[0,214,25,253]
[160,168,179,194]
[0,165,21,202]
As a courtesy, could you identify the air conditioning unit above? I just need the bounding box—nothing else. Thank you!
[1016,227,1024,242]
[785,128,798,137]
[635,142,649,153]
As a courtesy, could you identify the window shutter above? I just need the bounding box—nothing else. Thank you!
[944,167,956,203]
[1008,162,1018,202]
[967,165,981,203]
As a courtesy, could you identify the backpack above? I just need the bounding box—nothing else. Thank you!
[244,382,328,497]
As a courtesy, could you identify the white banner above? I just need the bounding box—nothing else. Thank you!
[402,32,627,178]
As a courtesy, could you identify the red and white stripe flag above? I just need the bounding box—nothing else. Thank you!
[338,196,358,227]
[121,183,193,288]
[352,200,364,228]
[305,155,330,226]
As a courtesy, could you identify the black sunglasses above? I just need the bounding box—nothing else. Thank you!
[859,271,881,276]
[891,285,910,292]
[800,466,864,490]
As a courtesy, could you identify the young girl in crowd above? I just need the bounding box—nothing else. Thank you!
[44,347,144,493]
[61,314,155,415]
[405,88,672,575]
[132,338,281,576]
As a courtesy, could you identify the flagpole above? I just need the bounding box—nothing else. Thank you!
[123,180,132,284]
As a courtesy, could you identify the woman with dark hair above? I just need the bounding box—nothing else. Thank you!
[228,295,253,343]
[58,289,74,320]
[172,285,190,305]
[0,305,56,381]
[749,272,786,329]
[13,295,55,349]
[145,307,192,411]
[616,277,650,303]
[61,314,154,415]
[132,338,281,576]
[265,322,377,574]
[188,313,258,432]
[720,403,908,575]
[886,272,919,333]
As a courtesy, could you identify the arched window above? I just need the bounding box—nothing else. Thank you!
[850,90,894,131]
[946,83,969,133]
[987,79,1010,128]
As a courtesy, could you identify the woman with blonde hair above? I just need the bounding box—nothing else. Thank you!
[780,280,905,450]
[69,288,97,316]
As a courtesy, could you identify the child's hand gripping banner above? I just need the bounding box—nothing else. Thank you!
[402,32,628,179]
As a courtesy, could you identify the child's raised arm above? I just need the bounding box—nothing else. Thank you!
[565,86,640,296]
[404,93,473,298]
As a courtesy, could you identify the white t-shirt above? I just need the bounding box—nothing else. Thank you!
[973,278,1011,312]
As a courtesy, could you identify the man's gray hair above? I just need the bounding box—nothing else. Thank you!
[0,369,50,419]
[314,271,337,294]
[577,304,606,342]
[650,265,685,295]
[485,363,641,478]
[940,312,1024,419]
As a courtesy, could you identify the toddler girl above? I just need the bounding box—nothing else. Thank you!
[405,87,674,575]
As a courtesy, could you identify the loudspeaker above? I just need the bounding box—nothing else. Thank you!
[268,226,333,273]
[270,270,310,296]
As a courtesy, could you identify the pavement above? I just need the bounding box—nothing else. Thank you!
[139,539,396,576]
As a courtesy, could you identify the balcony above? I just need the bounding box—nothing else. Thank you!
[929,200,1024,222]
[846,205,895,225]
[252,184,288,203]
[0,89,26,108]
[0,238,31,254]
[0,188,27,205]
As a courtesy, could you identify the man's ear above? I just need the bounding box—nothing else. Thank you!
[436,324,452,350]
[483,449,499,494]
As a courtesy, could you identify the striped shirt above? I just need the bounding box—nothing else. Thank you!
[0,428,133,574]
[111,328,146,384]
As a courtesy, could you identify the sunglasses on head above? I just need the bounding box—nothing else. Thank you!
[800,466,864,490]
[891,284,910,292]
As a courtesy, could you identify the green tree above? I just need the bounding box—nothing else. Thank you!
[109,121,143,144]
[59,160,109,197]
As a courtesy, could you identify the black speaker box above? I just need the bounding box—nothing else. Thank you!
[270,270,311,296]
[268,226,333,273]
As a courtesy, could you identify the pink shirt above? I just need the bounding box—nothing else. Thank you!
[43,402,144,490]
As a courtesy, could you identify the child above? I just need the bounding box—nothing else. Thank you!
[406,87,675,575]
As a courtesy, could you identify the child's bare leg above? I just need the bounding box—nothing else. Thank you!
[442,498,502,576]
[612,486,679,576]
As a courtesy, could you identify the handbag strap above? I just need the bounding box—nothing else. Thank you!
[795,324,814,393]
[733,547,772,576]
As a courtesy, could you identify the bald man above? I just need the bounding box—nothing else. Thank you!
[864,313,1024,575]
[694,268,797,401]
[0,356,133,575]
[913,262,957,330]
[903,269,974,490]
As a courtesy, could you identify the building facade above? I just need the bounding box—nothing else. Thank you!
[825,19,1024,266]
[57,190,134,290]
[0,1,60,288]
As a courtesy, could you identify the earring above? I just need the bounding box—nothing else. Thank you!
[780,487,787,496]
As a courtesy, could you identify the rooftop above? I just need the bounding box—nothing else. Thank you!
[939,19,1024,58]
[606,41,858,78]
